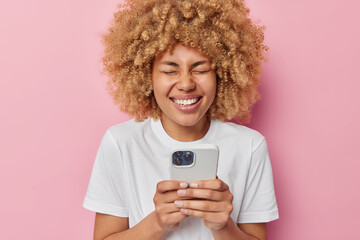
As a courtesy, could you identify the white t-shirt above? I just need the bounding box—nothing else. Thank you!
[83,118,279,239]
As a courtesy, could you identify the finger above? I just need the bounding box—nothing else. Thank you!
[154,190,194,206]
[156,190,194,203]
[179,208,219,220]
[157,211,188,231]
[180,209,230,230]
[156,202,183,214]
[189,179,228,191]
[157,180,188,194]
[166,211,189,226]
[177,188,226,201]
[174,199,225,212]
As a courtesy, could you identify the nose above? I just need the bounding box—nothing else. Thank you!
[176,74,195,92]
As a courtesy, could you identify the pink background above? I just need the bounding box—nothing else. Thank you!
[1,0,359,239]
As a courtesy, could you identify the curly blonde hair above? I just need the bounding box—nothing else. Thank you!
[102,0,267,123]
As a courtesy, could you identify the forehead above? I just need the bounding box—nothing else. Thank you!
[155,43,210,63]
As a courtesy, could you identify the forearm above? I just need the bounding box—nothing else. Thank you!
[211,219,258,240]
[104,212,167,240]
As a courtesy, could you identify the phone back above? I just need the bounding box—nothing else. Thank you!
[170,144,219,183]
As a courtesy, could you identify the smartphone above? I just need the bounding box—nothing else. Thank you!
[170,144,219,183]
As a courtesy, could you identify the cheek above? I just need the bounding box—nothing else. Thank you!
[209,86,217,102]
[151,73,162,94]
[152,77,172,98]
[207,83,217,106]
[200,78,217,100]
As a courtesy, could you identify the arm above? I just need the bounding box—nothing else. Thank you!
[94,181,189,240]
[94,214,129,239]
[211,218,267,240]
[94,212,166,240]
[211,220,267,240]
[238,223,267,240]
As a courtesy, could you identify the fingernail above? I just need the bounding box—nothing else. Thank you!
[181,209,188,214]
[177,189,186,196]
[190,182,198,188]
[174,201,183,207]
[180,182,188,188]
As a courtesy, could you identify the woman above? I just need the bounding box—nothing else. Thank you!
[83,0,279,239]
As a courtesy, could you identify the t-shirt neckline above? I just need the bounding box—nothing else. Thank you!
[151,118,219,147]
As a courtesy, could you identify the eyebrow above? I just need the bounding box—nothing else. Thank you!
[160,60,209,69]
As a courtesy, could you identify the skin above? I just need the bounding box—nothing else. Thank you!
[94,44,267,240]
[152,43,216,142]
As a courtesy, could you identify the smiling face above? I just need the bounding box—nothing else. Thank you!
[152,44,217,137]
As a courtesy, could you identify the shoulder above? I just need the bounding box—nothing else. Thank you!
[217,120,264,138]
[214,120,265,151]
[105,118,151,142]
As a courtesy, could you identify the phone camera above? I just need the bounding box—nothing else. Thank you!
[173,151,194,166]
[174,158,182,165]
[174,151,183,158]
[184,155,193,163]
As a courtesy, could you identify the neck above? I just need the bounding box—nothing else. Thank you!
[160,115,210,142]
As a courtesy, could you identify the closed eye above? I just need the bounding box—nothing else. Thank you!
[161,71,177,75]
[193,70,210,74]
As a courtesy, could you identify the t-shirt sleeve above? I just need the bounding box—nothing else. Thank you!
[237,138,279,223]
[83,130,129,217]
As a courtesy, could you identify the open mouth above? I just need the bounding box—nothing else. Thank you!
[171,97,202,107]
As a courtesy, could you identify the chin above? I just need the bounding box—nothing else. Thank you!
[174,115,205,127]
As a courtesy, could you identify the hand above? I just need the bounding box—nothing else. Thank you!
[174,178,234,231]
[153,180,189,231]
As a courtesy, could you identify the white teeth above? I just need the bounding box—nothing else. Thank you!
[173,98,199,106]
